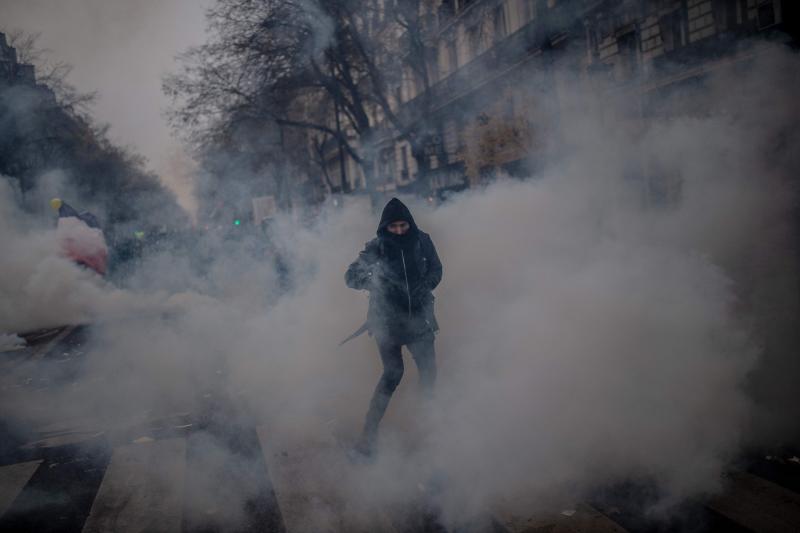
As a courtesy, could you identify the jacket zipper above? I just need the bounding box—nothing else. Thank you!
[401,249,411,318]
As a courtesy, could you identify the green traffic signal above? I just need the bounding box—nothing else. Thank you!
[234,219,241,226]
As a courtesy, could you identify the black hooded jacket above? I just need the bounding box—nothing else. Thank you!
[345,198,442,343]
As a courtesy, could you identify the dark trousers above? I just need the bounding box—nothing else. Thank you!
[361,337,436,442]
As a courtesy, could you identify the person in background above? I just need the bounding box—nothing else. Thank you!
[50,198,108,276]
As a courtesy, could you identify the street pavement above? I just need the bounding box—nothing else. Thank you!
[1,325,799,532]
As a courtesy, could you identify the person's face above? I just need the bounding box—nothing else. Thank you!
[387,220,410,235]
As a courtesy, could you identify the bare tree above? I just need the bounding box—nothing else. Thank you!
[4,29,96,115]
[165,0,443,205]
[0,30,187,237]
[165,1,368,202]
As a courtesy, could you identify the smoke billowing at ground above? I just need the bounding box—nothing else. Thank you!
[1,41,799,531]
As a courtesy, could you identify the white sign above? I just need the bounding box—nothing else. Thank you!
[252,195,276,224]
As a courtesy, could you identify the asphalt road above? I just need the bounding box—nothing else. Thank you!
[1,325,799,533]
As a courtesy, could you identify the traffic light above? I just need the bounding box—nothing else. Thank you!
[233,218,241,226]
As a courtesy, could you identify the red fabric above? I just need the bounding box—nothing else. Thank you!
[64,244,107,275]
[57,217,108,276]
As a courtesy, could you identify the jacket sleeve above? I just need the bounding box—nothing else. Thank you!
[345,240,379,290]
[423,234,442,291]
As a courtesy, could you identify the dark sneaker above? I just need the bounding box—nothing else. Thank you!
[347,437,375,463]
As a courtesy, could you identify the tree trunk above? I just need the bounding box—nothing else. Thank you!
[360,154,382,212]
[410,138,431,197]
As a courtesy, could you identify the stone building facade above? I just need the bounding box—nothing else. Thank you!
[318,0,797,199]
[0,31,59,196]
[0,31,53,97]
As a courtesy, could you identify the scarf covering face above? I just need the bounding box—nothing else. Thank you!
[376,197,422,285]
[377,197,418,247]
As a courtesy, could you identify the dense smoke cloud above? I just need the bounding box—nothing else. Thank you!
[1,42,798,529]
[419,44,798,518]
[0,179,175,334]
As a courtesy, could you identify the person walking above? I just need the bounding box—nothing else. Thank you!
[344,197,443,458]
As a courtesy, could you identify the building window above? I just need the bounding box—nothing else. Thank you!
[400,145,409,180]
[438,41,449,78]
[448,39,458,71]
[440,37,458,75]
[616,30,639,79]
[757,0,777,29]
[493,5,507,42]
[660,9,687,52]
[443,119,458,160]
[713,0,742,31]
[456,116,467,153]
[523,0,537,23]
[439,0,455,22]
[467,25,481,58]
[380,147,396,184]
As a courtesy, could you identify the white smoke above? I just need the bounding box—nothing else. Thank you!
[0,44,797,527]
[0,179,191,334]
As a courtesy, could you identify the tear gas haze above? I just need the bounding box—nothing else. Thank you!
[1,44,799,528]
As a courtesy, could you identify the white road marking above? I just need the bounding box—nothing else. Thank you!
[256,426,342,533]
[256,426,397,533]
[30,326,77,361]
[0,460,42,517]
[81,438,186,533]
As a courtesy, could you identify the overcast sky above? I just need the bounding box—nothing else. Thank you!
[0,0,210,209]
